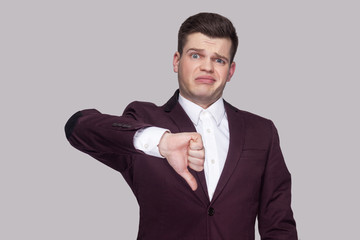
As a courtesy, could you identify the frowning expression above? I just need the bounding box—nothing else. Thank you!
[173,32,236,108]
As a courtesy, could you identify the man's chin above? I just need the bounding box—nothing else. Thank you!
[191,93,218,105]
[192,86,214,96]
[190,91,211,100]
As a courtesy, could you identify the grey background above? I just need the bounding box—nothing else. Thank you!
[1,0,359,239]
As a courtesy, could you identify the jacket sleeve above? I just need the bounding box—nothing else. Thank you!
[258,122,298,240]
[64,102,152,173]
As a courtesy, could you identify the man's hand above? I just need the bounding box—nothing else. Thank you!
[158,132,205,191]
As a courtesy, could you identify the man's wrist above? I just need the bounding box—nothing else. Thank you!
[158,131,171,158]
[133,127,170,158]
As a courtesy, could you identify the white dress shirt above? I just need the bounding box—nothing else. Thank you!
[134,95,230,200]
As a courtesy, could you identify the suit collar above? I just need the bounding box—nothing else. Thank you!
[162,90,196,133]
[163,90,180,112]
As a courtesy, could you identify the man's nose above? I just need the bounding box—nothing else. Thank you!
[200,58,214,72]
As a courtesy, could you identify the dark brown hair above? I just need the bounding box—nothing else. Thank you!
[178,12,238,63]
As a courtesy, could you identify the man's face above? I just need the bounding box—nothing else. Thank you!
[173,32,236,108]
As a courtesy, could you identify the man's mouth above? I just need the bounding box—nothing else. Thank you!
[195,76,216,84]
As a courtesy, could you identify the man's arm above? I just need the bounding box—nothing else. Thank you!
[257,122,298,240]
[65,106,205,190]
[65,108,149,172]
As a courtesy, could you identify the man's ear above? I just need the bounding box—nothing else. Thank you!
[173,52,181,73]
[227,62,236,82]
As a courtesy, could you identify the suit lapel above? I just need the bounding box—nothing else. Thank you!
[162,90,210,206]
[211,101,245,203]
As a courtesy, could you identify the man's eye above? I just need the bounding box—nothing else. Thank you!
[216,58,225,64]
[191,53,200,59]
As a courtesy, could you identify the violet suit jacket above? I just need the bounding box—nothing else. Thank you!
[65,90,297,240]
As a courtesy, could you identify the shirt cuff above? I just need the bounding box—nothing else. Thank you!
[133,127,169,158]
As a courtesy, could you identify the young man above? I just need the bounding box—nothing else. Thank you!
[65,12,298,240]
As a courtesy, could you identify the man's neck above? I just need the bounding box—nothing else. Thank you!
[179,93,221,109]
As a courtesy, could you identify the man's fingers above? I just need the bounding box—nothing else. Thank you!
[188,152,204,172]
[188,148,205,159]
[179,170,198,191]
[189,136,203,150]
[188,162,204,172]
[188,155,204,167]
[188,135,205,173]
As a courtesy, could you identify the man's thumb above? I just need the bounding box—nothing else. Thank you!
[180,170,198,191]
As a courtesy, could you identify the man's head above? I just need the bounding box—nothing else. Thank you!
[173,13,238,108]
[177,12,238,63]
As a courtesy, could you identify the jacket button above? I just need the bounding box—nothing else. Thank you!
[208,207,215,216]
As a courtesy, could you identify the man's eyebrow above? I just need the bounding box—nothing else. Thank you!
[186,48,205,53]
[213,53,229,63]
[186,48,229,63]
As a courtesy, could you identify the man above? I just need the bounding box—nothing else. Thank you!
[65,12,297,240]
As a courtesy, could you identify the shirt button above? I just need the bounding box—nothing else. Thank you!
[211,159,215,164]
[208,207,215,216]
[207,128,211,133]
[144,144,149,149]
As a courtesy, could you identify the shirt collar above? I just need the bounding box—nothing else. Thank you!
[178,94,226,127]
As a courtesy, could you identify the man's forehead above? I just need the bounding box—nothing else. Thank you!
[183,33,232,56]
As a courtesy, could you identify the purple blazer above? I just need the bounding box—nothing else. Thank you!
[65,90,297,240]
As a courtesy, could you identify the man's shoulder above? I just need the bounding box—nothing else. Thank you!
[225,101,276,146]
[224,101,272,125]
[124,100,161,111]
[123,100,165,118]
